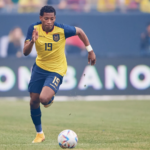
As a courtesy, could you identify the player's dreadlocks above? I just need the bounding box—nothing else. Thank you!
[40,5,56,16]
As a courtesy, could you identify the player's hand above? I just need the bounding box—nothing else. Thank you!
[32,28,38,43]
[88,51,96,65]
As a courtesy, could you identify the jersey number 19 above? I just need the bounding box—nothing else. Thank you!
[45,43,52,51]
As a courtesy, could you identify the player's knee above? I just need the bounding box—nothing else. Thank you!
[30,98,40,108]
[40,96,50,105]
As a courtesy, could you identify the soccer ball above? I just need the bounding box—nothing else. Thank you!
[58,129,78,149]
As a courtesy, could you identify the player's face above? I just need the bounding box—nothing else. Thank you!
[40,12,56,32]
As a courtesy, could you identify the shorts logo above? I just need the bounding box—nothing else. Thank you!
[53,34,60,42]
[50,84,57,90]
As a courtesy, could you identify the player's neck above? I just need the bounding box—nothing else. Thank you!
[42,25,54,33]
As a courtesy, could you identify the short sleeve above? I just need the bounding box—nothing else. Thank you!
[63,24,76,39]
[25,24,34,41]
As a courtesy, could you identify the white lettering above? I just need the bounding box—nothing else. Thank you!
[60,66,77,90]
[78,66,102,90]
[18,67,31,91]
[0,67,15,91]
[130,65,150,89]
[105,65,127,90]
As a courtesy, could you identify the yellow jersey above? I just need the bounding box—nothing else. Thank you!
[25,21,76,76]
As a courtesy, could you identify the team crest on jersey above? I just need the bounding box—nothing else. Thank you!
[53,34,60,42]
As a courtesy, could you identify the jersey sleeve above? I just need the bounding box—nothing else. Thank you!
[25,24,34,41]
[63,24,76,39]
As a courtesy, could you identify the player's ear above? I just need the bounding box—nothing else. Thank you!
[40,16,42,22]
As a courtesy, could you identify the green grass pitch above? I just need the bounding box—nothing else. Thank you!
[0,100,150,150]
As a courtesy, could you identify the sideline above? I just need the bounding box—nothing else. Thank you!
[1,95,150,101]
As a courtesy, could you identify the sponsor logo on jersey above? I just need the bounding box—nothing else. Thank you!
[53,34,60,42]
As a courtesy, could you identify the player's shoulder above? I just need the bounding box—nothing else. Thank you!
[54,22,74,30]
[54,22,76,38]
[28,21,42,30]
[54,22,76,31]
[54,22,65,29]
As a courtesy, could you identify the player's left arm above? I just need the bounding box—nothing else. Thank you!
[75,27,96,65]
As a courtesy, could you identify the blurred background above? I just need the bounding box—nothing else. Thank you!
[0,0,150,98]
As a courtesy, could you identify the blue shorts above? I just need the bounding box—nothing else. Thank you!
[28,63,63,94]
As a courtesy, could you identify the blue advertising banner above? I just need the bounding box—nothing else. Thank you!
[0,57,150,97]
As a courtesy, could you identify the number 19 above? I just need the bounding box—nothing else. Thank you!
[45,43,52,51]
[52,76,60,87]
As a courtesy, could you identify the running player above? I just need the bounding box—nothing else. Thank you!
[23,5,96,143]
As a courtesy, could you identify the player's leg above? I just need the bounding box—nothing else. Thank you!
[30,93,40,109]
[30,93,42,133]
[40,73,63,108]
[30,92,45,143]
[28,63,46,143]
[40,86,55,107]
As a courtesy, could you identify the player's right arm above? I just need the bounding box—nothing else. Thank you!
[23,26,38,56]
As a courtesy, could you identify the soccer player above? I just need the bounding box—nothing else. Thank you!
[23,5,96,143]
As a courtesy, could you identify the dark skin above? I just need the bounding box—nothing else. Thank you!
[23,12,96,109]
